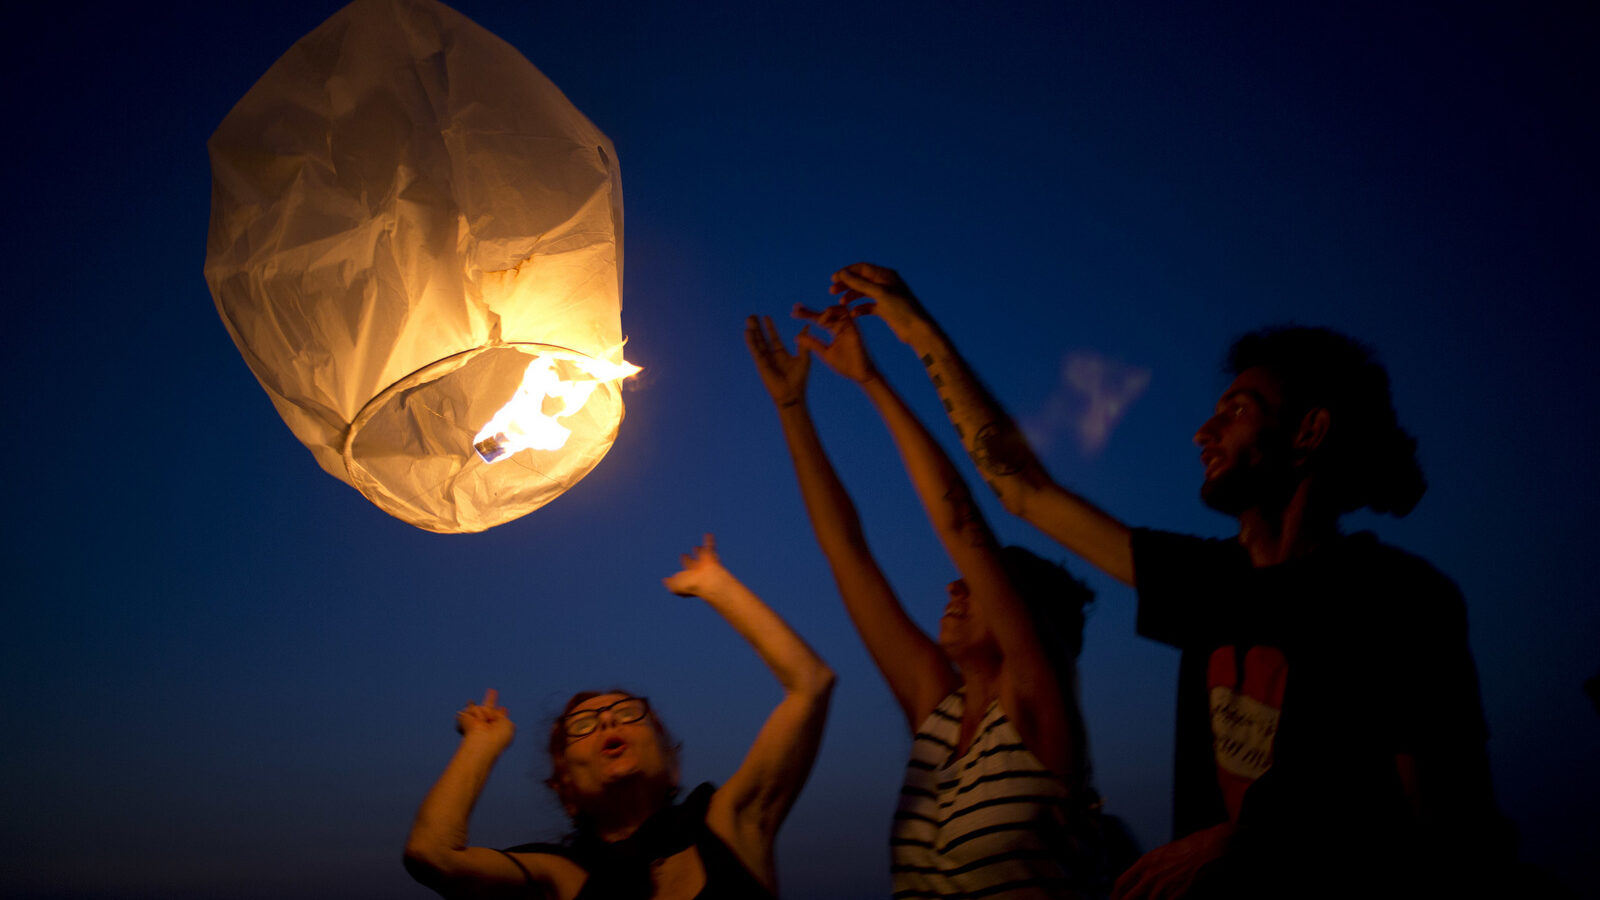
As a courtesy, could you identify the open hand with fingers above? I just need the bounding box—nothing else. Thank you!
[791,302,880,384]
[663,534,737,600]
[744,315,811,408]
[827,262,933,344]
[455,688,515,753]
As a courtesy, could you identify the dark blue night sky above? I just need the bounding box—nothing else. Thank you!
[2,2,1595,898]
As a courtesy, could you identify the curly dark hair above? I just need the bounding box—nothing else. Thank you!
[1226,326,1426,516]
[1000,545,1093,661]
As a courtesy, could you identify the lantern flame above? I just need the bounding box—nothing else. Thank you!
[474,355,641,464]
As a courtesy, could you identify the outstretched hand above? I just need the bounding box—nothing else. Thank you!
[744,315,810,408]
[455,688,515,752]
[791,302,880,384]
[663,534,736,599]
[828,262,932,344]
[1112,822,1232,900]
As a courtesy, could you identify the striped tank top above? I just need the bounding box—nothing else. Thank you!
[891,691,1094,899]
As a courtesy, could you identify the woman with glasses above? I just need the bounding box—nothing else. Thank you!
[746,306,1112,898]
[404,535,834,900]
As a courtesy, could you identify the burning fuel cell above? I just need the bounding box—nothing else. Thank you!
[474,436,512,466]
[203,0,637,533]
[473,355,641,464]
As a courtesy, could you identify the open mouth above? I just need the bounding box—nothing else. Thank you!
[600,735,627,757]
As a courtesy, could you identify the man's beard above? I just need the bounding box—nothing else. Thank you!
[1200,453,1294,517]
[1200,469,1254,516]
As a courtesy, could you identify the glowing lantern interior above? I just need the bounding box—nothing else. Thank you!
[203,0,636,533]
[474,355,643,463]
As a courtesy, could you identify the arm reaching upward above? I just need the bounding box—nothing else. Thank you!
[827,263,1137,586]
[404,691,560,897]
[663,535,835,890]
[796,307,1079,782]
[745,316,957,730]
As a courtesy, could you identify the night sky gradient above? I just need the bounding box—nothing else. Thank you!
[2,2,1595,898]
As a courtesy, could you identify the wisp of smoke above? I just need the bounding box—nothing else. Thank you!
[1021,351,1151,457]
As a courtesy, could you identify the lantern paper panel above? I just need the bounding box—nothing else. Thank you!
[204,0,632,533]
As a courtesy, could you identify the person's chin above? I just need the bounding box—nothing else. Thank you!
[941,632,983,661]
[585,750,634,780]
[1199,477,1247,516]
[604,758,642,779]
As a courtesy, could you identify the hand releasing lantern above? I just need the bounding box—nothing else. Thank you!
[203,0,637,533]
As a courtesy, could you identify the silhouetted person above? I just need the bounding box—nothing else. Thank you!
[827,262,1510,898]
[747,310,1119,898]
[404,535,834,900]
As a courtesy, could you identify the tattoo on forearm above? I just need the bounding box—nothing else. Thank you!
[974,423,1028,476]
[921,353,1026,485]
[944,487,989,548]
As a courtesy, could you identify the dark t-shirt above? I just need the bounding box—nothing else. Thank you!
[1131,529,1497,881]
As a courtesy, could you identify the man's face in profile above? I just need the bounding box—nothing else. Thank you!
[1194,367,1294,516]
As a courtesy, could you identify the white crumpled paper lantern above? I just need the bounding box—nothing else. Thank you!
[204,0,636,533]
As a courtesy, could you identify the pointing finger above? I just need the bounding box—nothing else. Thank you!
[760,316,788,354]
[792,303,826,323]
[795,330,830,355]
[743,316,766,354]
[833,262,899,284]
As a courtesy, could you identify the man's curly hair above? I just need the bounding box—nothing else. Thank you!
[1227,326,1426,516]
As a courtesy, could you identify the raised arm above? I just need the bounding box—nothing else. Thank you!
[745,316,957,730]
[662,535,835,890]
[404,691,557,898]
[797,309,1077,780]
[829,262,1137,586]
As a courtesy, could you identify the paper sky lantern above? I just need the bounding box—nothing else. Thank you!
[204,0,637,533]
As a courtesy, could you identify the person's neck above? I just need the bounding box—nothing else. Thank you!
[1236,478,1340,567]
[585,779,668,842]
[955,653,1002,714]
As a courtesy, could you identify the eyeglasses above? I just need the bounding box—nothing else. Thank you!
[563,696,650,738]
